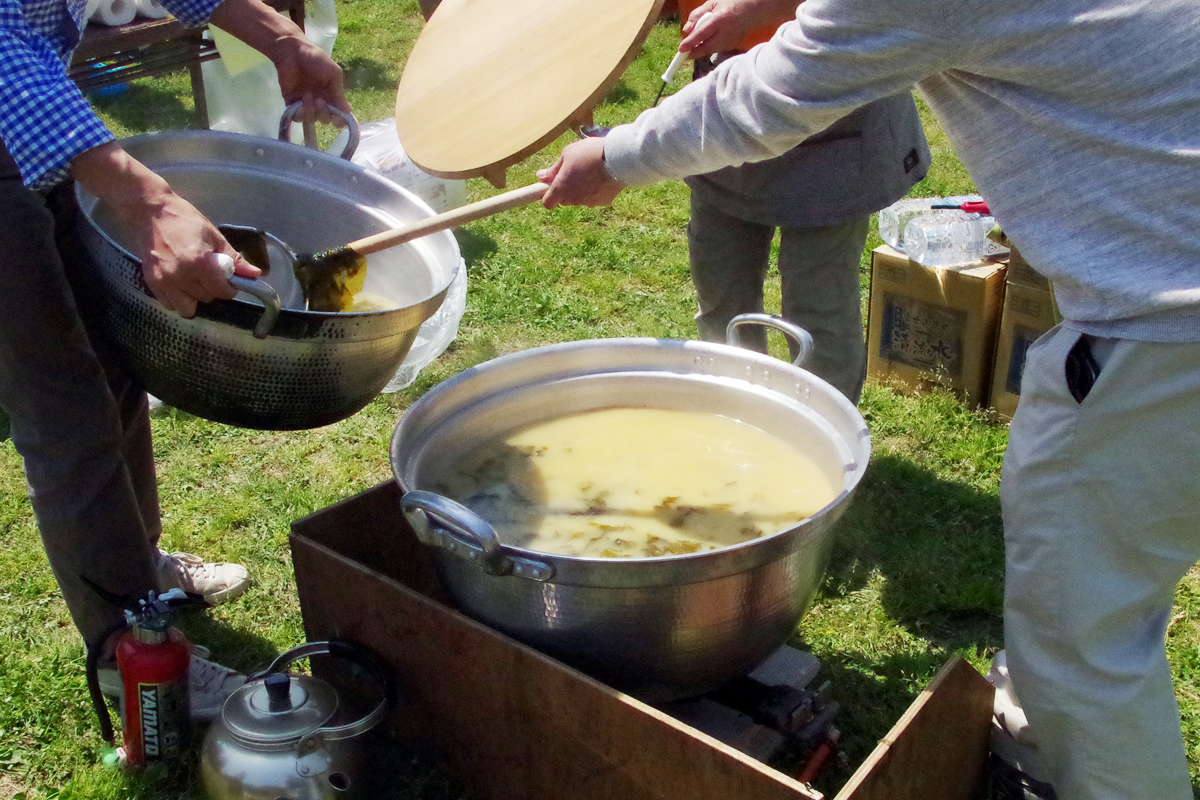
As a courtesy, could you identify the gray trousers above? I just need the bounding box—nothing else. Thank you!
[0,143,161,647]
[1003,325,1199,800]
[687,195,869,404]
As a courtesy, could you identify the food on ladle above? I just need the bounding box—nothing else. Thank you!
[293,246,366,312]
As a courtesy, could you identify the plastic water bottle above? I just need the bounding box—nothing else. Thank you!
[878,195,984,251]
[902,211,997,267]
[878,198,931,250]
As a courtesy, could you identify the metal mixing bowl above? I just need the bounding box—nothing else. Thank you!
[74,128,461,430]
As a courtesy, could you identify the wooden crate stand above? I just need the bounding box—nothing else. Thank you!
[290,481,995,800]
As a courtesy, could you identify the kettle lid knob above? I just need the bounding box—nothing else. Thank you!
[222,672,336,744]
[265,673,292,710]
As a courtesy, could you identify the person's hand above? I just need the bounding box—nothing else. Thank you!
[537,137,627,209]
[71,143,261,319]
[130,193,261,318]
[267,35,350,125]
[209,0,350,124]
[680,0,799,58]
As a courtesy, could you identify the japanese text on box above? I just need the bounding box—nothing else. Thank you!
[878,295,966,377]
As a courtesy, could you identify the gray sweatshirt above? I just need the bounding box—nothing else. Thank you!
[605,0,1200,342]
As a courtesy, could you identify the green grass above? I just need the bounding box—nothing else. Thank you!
[3,2,1200,798]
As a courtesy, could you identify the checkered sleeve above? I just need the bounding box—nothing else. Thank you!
[0,11,113,189]
[159,0,225,29]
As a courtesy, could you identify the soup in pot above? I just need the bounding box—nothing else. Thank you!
[428,407,839,558]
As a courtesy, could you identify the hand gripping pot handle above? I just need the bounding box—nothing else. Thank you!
[726,313,815,367]
[248,640,392,745]
[401,490,556,582]
[278,101,361,160]
[214,235,283,339]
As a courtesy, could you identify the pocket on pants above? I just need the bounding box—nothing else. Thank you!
[1065,334,1103,404]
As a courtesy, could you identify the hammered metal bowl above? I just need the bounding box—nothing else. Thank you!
[74,129,461,430]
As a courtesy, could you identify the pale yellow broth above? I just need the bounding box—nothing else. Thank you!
[429,407,839,559]
[349,291,399,312]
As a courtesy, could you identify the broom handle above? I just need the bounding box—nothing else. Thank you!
[347,183,550,256]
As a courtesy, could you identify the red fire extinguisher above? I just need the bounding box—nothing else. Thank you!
[85,585,206,769]
[115,593,192,766]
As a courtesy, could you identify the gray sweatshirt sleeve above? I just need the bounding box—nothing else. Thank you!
[604,0,960,185]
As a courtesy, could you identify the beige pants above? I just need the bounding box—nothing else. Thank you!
[687,196,870,404]
[1002,324,1200,800]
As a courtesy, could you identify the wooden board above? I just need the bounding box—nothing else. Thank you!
[394,0,664,186]
[834,656,994,800]
[289,481,994,800]
[291,482,821,800]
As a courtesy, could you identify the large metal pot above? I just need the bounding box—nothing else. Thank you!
[390,317,870,701]
[74,117,461,430]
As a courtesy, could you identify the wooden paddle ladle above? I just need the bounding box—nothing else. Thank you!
[234,182,550,313]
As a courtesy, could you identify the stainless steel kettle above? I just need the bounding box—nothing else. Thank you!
[200,640,390,800]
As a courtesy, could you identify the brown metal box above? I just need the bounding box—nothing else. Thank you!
[290,481,995,800]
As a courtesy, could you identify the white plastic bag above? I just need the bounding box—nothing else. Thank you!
[330,119,468,391]
[383,262,467,392]
[330,119,468,213]
[303,0,338,57]
[200,35,286,138]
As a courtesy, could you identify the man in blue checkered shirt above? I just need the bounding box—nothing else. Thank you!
[0,0,349,718]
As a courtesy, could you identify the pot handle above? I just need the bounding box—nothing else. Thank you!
[726,313,815,368]
[214,248,283,339]
[278,101,361,161]
[250,639,392,743]
[225,275,282,339]
[401,490,555,582]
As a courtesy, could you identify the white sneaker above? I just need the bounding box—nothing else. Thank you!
[97,653,246,723]
[156,550,250,605]
[187,657,247,722]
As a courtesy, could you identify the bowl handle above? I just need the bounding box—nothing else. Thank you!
[226,275,282,339]
[278,101,361,161]
[400,490,555,582]
[726,313,815,367]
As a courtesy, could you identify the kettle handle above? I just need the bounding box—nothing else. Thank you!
[249,639,391,742]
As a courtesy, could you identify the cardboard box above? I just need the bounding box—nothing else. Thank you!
[989,272,1062,422]
[866,246,1007,409]
[1004,245,1051,291]
[290,481,995,800]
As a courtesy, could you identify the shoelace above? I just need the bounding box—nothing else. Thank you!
[189,656,242,693]
[161,551,218,586]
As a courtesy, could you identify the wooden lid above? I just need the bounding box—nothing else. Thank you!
[395,0,665,187]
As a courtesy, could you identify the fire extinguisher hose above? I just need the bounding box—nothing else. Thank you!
[86,618,130,745]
